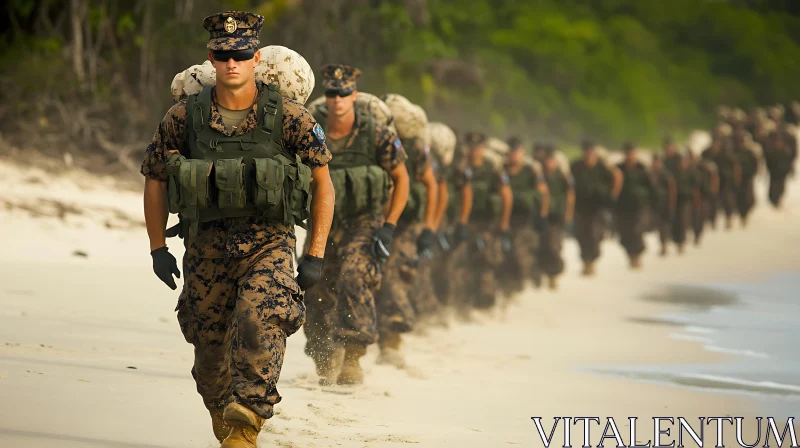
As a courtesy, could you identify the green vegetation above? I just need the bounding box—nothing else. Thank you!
[2,0,799,164]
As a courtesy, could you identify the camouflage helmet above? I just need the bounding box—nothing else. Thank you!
[482,145,505,170]
[383,93,428,140]
[255,45,315,104]
[714,122,733,137]
[552,150,571,177]
[170,71,187,103]
[427,122,457,166]
[767,105,784,121]
[730,108,747,123]
[306,91,397,134]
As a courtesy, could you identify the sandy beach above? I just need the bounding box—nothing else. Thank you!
[0,149,797,448]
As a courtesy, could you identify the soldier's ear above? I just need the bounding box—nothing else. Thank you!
[351,90,358,101]
[253,49,261,64]
[208,51,214,64]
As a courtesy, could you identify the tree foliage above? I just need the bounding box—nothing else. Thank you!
[1,0,799,167]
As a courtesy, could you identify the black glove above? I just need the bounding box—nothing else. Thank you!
[295,254,324,291]
[500,230,512,254]
[151,246,180,290]
[165,223,183,239]
[371,223,395,261]
[416,228,436,258]
[453,223,470,245]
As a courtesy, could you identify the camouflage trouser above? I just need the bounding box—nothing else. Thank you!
[441,239,471,310]
[655,211,671,250]
[736,178,756,220]
[574,208,606,263]
[466,225,504,309]
[769,173,788,207]
[718,182,736,220]
[176,246,305,420]
[615,207,646,259]
[497,223,538,298]
[693,197,712,243]
[671,200,692,245]
[375,222,418,339]
[539,218,565,277]
[304,212,383,361]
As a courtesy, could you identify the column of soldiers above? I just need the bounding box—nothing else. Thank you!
[144,11,799,446]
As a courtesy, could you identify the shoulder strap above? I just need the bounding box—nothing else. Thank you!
[186,87,213,147]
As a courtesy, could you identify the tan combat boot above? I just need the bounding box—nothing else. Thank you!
[337,343,368,385]
[547,275,559,291]
[314,346,345,386]
[210,407,231,443]
[220,402,264,448]
[376,332,406,369]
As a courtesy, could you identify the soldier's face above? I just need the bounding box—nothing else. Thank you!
[508,150,523,166]
[625,149,637,162]
[327,90,358,118]
[545,157,557,172]
[209,50,260,90]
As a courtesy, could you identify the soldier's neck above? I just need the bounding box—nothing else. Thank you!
[326,109,356,140]
[215,82,258,111]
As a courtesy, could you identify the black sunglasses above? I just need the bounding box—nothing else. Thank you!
[211,49,255,62]
[325,89,354,98]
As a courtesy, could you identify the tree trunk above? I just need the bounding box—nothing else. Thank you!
[139,0,153,97]
[70,0,86,85]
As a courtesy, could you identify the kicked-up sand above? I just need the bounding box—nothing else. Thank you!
[0,149,797,447]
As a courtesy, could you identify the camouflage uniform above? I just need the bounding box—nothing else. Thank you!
[498,163,544,298]
[614,159,656,265]
[764,128,797,207]
[702,143,738,228]
[376,135,434,340]
[650,163,674,255]
[539,165,572,283]
[664,153,699,249]
[303,92,407,366]
[732,139,759,224]
[141,81,330,420]
[570,158,615,269]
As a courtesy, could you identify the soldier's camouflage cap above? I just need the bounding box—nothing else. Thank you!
[203,11,264,51]
[321,64,361,93]
[464,132,487,149]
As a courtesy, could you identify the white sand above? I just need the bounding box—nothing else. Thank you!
[0,149,797,447]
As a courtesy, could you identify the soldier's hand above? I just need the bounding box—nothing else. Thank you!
[151,246,180,290]
[416,228,436,257]
[371,223,395,261]
[296,254,324,291]
[453,223,470,245]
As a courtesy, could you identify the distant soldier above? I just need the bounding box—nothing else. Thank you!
[688,152,719,246]
[702,127,741,230]
[614,142,656,269]
[539,147,574,289]
[649,155,676,256]
[304,64,410,386]
[570,140,623,276]
[731,128,760,226]
[463,132,513,309]
[500,137,549,296]
[663,138,700,254]
[763,124,798,208]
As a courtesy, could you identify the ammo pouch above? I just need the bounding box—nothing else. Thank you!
[254,154,311,226]
[401,181,428,222]
[215,157,247,209]
[166,153,213,233]
[330,165,389,220]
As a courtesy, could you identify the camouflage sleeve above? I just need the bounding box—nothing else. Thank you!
[374,122,408,173]
[282,98,331,170]
[408,137,431,181]
[140,101,188,182]
[495,166,511,190]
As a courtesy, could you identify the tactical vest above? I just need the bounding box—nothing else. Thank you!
[508,164,539,220]
[572,161,610,204]
[470,161,502,219]
[165,84,312,234]
[313,105,390,221]
[545,169,568,218]
[400,137,427,223]
[617,163,651,208]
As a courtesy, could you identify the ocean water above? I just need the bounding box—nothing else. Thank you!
[589,273,800,417]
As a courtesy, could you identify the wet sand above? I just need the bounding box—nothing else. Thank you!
[0,153,797,447]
